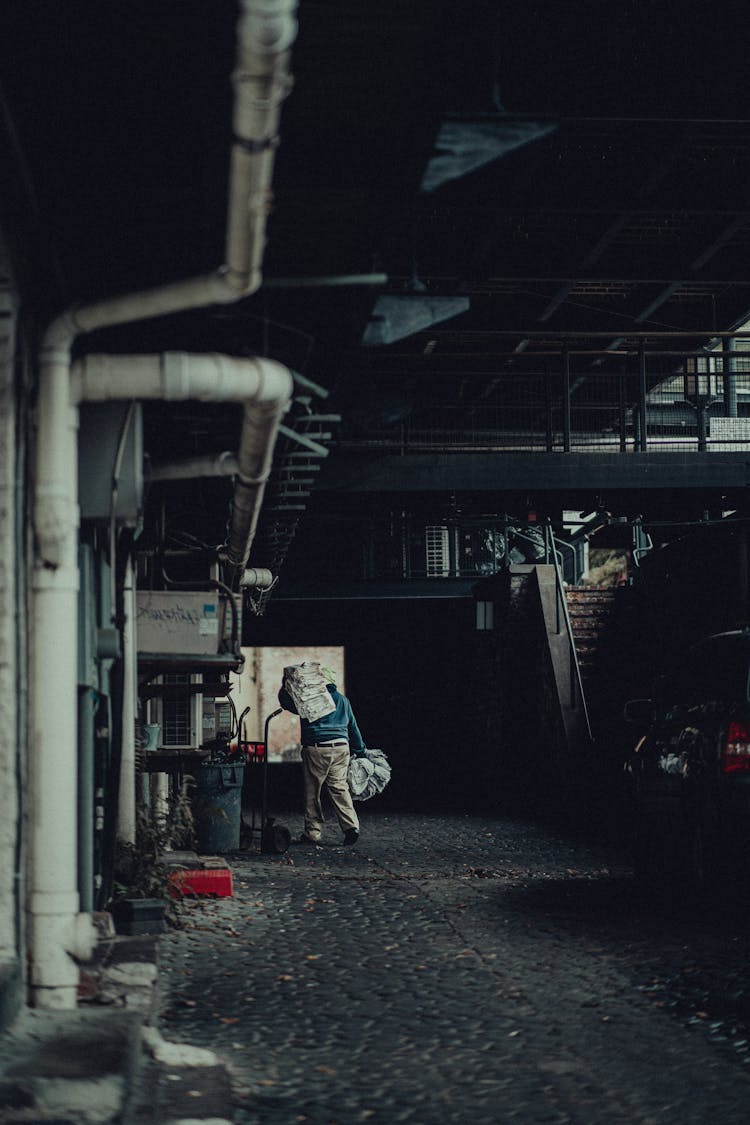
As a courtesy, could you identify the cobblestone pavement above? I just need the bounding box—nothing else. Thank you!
[157,809,750,1124]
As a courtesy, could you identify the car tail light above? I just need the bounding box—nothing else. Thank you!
[721,721,750,773]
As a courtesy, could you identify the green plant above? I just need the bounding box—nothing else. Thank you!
[111,778,197,924]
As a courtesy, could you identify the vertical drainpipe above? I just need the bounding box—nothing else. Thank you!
[117,556,137,846]
[28,0,298,1008]
[30,335,95,1008]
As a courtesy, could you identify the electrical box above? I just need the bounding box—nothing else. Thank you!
[136,591,240,655]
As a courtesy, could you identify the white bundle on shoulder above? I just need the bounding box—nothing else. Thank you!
[283,661,335,722]
[348,747,392,801]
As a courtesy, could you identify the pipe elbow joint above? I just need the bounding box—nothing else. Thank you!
[41,309,81,355]
[238,0,298,54]
[208,267,262,303]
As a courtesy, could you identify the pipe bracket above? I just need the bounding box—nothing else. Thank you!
[234,134,280,154]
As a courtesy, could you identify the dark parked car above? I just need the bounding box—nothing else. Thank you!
[624,629,750,897]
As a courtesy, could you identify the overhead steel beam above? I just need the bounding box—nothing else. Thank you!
[633,213,750,325]
[529,140,684,338]
[320,451,750,493]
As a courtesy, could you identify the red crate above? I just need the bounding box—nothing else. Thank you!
[243,741,266,761]
[169,867,234,898]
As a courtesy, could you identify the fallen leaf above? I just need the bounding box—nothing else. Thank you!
[305,954,321,960]
[218,1016,239,1024]
[276,974,294,982]
[314,1065,337,1075]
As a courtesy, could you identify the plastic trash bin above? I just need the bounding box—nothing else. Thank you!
[190,763,245,853]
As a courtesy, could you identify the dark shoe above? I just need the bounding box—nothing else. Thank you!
[343,828,360,846]
[298,833,320,845]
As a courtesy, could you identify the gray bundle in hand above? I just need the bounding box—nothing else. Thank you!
[348,748,392,801]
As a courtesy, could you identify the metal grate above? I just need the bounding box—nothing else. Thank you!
[425,526,450,577]
[162,673,191,746]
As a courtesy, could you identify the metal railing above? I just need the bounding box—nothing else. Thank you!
[544,522,593,742]
[342,341,750,455]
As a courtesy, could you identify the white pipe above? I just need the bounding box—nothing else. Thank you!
[29,0,298,1007]
[0,303,19,965]
[227,1,297,289]
[117,556,136,846]
[240,567,275,589]
[30,364,94,1007]
[71,352,290,405]
[72,352,294,568]
[149,451,239,482]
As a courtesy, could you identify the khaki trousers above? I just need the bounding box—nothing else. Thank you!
[302,744,360,840]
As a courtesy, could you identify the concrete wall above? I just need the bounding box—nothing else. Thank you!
[0,245,23,1025]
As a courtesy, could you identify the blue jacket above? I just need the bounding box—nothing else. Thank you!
[278,683,366,754]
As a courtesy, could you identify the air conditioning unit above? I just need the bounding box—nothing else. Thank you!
[136,591,241,656]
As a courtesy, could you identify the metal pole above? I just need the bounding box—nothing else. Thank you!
[545,362,554,451]
[638,346,648,452]
[546,522,561,634]
[562,349,571,453]
[449,525,459,579]
[723,336,738,418]
[618,364,627,452]
[697,399,708,452]
[261,709,283,827]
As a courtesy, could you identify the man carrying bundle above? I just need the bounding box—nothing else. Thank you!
[278,663,366,847]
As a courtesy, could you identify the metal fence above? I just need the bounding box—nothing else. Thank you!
[344,341,750,454]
